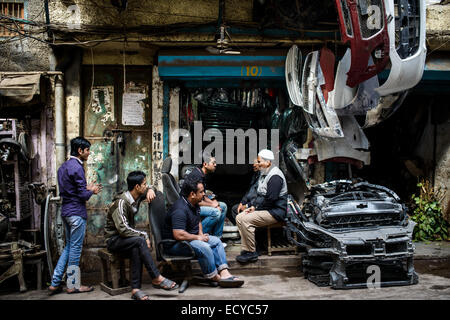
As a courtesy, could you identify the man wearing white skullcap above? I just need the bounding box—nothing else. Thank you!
[235,149,288,263]
[258,149,275,161]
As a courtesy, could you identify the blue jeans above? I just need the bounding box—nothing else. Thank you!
[51,215,86,287]
[200,202,227,237]
[167,236,228,279]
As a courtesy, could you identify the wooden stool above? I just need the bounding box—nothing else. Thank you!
[98,248,132,296]
[265,222,298,256]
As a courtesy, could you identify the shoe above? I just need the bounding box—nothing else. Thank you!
[66,286,94,294]
[48,285,63,296]
[236,251,258,263]
[218,276,244,288]
[222,242,228,248]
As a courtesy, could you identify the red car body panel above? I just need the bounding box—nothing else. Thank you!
[335,0,390,88]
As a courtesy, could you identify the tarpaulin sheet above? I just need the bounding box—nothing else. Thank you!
[0,73,41,103]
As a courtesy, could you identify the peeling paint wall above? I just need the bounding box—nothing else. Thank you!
[169,87,180,181]
[151,66,164,191]
[48,0,243,26]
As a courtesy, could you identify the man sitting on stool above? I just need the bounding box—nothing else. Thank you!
[235,149,288,264]
[104,171,179,300]
[229,157,261,225]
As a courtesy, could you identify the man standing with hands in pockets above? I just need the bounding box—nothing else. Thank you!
[48,137,102,295]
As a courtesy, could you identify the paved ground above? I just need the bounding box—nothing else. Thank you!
[1,266,449,300]
[0,242,449,300]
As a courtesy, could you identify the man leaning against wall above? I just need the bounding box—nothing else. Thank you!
[48,137,102,295]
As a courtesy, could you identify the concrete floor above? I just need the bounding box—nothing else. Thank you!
[1,242,449,300]
[0,267,449,300]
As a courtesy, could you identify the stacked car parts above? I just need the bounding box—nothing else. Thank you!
[284,180,419,289]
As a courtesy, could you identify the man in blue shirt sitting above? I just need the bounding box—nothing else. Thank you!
[184,152,228,248]
[162,176,244,288]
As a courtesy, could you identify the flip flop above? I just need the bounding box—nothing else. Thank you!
[131,290,150,300]
[152,278,179,291]
[66,286,94,294]
[218,276,244,288]
[48,286,63,296]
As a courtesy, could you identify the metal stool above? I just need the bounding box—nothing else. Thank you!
[98,248,132,296]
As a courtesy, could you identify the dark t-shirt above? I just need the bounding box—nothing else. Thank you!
[162,196,201,240]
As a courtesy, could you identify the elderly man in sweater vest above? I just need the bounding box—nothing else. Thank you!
[235,149,288,264]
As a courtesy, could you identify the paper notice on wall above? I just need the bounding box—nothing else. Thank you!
[122,92,146,126]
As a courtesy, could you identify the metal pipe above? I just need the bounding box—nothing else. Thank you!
[55,75,66,197]
[55,75,66,171]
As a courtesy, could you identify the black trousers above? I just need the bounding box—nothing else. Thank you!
[107,236,160,289]
[227,203,240,225]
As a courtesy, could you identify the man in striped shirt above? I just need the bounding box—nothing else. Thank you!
[104,171,178,300]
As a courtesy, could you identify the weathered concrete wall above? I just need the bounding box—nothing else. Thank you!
[48,0,252,27]
[64,47,83,148]
[427,4,450,51]
[0,1,53,71]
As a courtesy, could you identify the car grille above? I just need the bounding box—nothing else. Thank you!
[319,212,403,229]
[394,0,421,59]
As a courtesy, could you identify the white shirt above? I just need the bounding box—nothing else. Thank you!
[124,191,138,213]
[70,156,83,165]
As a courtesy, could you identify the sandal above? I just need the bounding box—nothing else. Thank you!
[131,290,150,300]
[48,286,63,296]
[218,276,244,288]
[152,278,179,291]
[66,286,94,294]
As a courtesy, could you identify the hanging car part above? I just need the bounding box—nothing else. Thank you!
[328,48,357,110]
[363,90,409,127]
[285,180,419,289]
[281,140,312,189]
[334,0,390,88]
[285,45,303,107]
[335,56,381,115]
[302,51,318,114]
[375,0,426,96]
[313,115,371,166]
[301,51,344,138]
